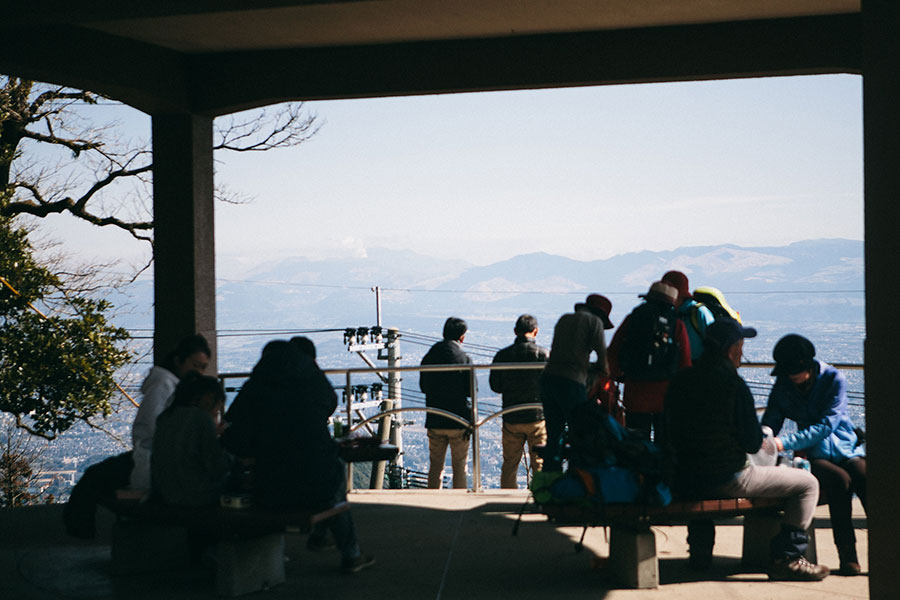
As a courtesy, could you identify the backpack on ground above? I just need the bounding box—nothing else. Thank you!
[539,399,672,506]
[618,300,680,381]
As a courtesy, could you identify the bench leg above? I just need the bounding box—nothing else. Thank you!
[111,519,191,575]
[214,533,286,597]
[609,525,658,589]
[741,512,781,568]
[742,513,818,568]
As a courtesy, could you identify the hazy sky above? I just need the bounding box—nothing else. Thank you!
[35,74,863,274]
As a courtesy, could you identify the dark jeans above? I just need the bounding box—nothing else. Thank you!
[308,467,360,560]
[63,451,133,539]
[811,456,867,558]
[539,374,587,471]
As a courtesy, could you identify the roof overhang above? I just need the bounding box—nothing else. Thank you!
[0,1,862,115]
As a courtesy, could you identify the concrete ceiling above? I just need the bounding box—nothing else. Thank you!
[77,0,861,52]
[1,1,862,115]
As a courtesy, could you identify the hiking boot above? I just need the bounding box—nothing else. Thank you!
[768,556,829,581]
[341,554,375,574]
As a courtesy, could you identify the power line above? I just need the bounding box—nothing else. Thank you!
[211,276,865,297]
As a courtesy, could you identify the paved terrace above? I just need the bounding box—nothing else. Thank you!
[1,490,868,599]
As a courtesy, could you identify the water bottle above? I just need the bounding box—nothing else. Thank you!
[792,457,810,471]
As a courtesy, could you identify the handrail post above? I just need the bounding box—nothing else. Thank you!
[470,364,481,493]
[346,370,353,492]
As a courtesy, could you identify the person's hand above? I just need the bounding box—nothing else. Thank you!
[773,437,784,452]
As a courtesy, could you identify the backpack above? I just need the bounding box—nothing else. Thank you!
[548,399,672,506]
[693,289,740,323]
[618,300,680,381]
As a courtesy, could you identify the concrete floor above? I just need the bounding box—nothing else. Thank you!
[0,490,869,599]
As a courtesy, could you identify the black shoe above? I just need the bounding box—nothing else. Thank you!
[768,556,829,581]
[837,561,862,576]
[341,554,375,574]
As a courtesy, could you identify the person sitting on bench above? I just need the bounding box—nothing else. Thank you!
[222,340,374,574]
[151,373,230,507]
[664,318,828,581]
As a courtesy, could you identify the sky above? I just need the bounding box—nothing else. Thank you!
[33,74,863,275]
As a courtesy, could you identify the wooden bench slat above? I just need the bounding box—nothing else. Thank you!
[539,496,786,526]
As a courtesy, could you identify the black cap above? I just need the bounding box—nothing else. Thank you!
[771,334,816,376]
[705,317,757,351]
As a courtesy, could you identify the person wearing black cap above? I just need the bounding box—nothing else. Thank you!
[665,319,828,581]
[539,294,612,471]
[763,334,867,576]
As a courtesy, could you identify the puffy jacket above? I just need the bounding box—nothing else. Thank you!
[762,360,864,463]
[223,344,342,509]
[420,340,473,429]
[489,335,549,424]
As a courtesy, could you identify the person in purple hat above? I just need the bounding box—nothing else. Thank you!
[539,294,613,471]
[665,319,828,581]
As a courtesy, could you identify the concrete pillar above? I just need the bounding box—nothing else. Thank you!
[862,1,900,597]
[608,525,658,589]
[151,114,217,369]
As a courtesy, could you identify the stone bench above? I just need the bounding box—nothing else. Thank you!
[110,496,350,596]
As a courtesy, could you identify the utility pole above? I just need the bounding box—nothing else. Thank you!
[386,327,403,487]
[341,287,404,490]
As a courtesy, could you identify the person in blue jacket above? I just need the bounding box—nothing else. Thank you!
[763,334,867,576]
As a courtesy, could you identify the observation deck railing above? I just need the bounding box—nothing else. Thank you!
[218,361,864,493]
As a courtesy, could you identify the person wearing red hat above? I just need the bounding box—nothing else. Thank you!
[662,270,716,361]
[539,294,613,471]
[607,281,692,444]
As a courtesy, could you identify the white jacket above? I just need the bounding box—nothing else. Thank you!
[129,366,179,491]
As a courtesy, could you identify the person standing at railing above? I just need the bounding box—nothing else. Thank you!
[540,294,613,472]
[763,334,867,576]
[420,317,474,489]
[489,314,550,488]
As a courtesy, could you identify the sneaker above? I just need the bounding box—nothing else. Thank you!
[306,536,336,552]
[341,554,375,574]
[768,556,829,581]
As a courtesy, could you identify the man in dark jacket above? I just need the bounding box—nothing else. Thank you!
[665,319,827,581]
[489,314,550,488]
[420,317,473,489]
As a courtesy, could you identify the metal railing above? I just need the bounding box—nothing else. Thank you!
[219,360,865,493]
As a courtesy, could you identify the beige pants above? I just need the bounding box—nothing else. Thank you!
[427,428,470,489]
[501,420,547,489]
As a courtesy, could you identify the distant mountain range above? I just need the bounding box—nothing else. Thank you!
[113,238,864,353]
